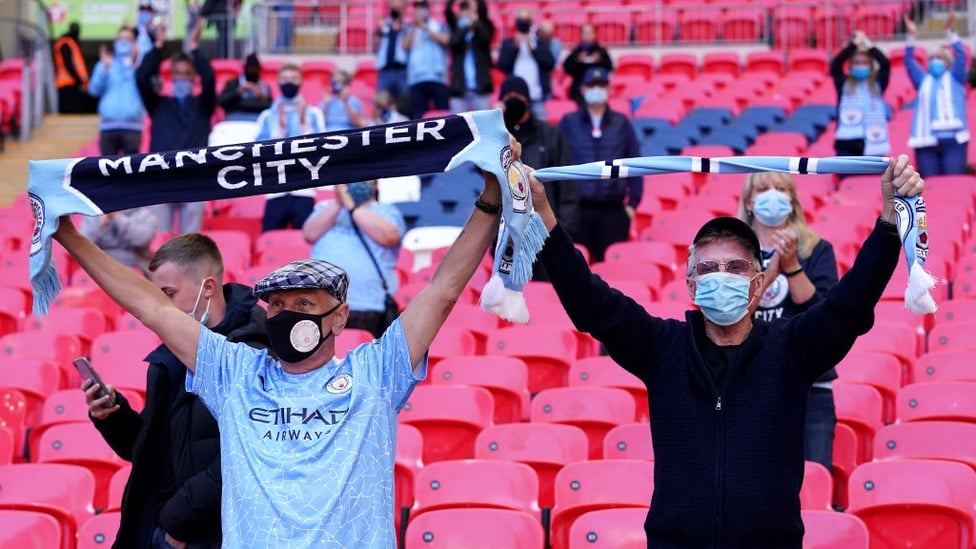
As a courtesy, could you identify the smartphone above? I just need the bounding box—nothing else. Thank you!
[73,356,117,408]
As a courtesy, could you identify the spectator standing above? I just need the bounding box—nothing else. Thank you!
[56,162,509,548]
[558,67,640,263]
[904,13,969,177]
[199,0,239,58]
[537,19,562,67]
[830,30,891,157]
[218,53,273,121]
[402,0,450,117]
[529,155,922,547]
[254,63,326,232]
[79,208,158,273]
[54,22,91,114]
[84,233,269,549]
[88,26,145,156]
[444,0,495,113]
[562,23,613,106]
[497,9,556,122]
[137,21,216,234]
[135,2,157,65]
[500,75,578,280]
[375,0,410,102]
[319,69,368,130]
[302,182,406,338]
[738,172,840,473]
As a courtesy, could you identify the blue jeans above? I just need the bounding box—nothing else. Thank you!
[377,68,408,100]
[152,528,180,549]
[914,138,968,178]
[805,387,836,473]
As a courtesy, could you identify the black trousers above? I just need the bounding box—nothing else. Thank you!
[346,310,386,339]
[573,203,630,263]
[262,195,314,232]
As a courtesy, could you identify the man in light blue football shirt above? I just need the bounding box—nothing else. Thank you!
[54,165,508,547]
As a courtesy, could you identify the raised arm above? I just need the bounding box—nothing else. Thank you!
[54,217,202,371]
[397,170,502,367]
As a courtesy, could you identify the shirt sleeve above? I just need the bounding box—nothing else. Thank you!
[350,318,426,411]
[186,327,267,418]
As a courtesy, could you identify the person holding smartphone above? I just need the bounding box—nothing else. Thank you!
[82,233,269,549]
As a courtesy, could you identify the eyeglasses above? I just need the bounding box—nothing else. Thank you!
[691,259,755,277]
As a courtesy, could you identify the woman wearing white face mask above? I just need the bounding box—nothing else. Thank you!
[903,12,969,177]
[829,30,891,159]
[738,171,839,475]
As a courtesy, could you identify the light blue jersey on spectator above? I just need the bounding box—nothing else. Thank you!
[322,96,365,131]
[308,201,405,312]
[188,319,426,548]
[406,19,448,86]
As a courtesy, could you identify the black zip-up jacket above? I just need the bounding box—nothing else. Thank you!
[136,47,216,152]
[539,219,900,547]
[92,283,269,548]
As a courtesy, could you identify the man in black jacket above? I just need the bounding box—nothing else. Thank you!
[496,8,556,123]
[136,20,216,234]
[444,0,494,113]
[528,155,922,547]
[217,53,272,121]
[83,234,269,549]
[499,75,578,280]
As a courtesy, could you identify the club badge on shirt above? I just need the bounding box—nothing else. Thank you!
[326,372,353,394]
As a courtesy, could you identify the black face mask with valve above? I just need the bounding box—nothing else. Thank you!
[265,303,340,363]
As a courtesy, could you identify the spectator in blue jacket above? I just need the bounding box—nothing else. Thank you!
[557,67,641,262]
[136,20,216,234]
[89,26,145,156]
[402,0,450,118]
[904,13,969,177]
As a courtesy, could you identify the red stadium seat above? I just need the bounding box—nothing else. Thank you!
[928,321,976,354]
[833,381,884,464]
[23,307,108,357]
[873,421,976,472]
[701,52,741,77]
[771,9,812,50]
[602,422,653,461]
[616,54,656,82]
[475,423,588,508]
[634,12,676,44]
[411,459,540,520]
[35,422,127,511]
[801,461,833,511]
[399,385,494,463]
[106,464,131,512]
[789,48,830,73]
[485,325,579,393]
[89,329,162,401]
[0,358,63,428]
[27,389,142,463]
[832,422,858,509]
[200,229,252,274]
[77,511,121,549]
[550,460,655,549]
[0,389,26,463]
[801,510,869,549]
[658,53,698,80]
[0,331,82,388]
[0,509,63,549]
[850,321,919,383]
[896,381,976,424]
[0,463,97,549]
[531,387,636,459]
[568,356,648,422]
[334,327,375,357]
[848,459,976,549]
[679,11,718,42]
[912,350,976,384]
[396,423,424,530]
[835,351,902,424]
[745,51,786,75]
[442,304,499,355]
[852,5,897,40]
[429,326,479,367]
[591,12,631,46]
[933,298,976,325]
[404,508,544,549]
[722,8,765,43]
[431,356,530,423]
[568,507,649,549]
[604,240,678,283]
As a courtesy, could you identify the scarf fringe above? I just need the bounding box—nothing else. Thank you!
[31,261,61,315]
[905,262,938,314]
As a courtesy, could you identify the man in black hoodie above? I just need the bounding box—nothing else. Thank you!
[83,233,269,549]
[444,0,494,113]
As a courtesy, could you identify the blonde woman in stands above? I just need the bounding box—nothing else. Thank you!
[829,30,891,158]
[904,12,969,177]
[738,171,839,475]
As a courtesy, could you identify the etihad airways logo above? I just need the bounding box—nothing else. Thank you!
[249,406,349,442]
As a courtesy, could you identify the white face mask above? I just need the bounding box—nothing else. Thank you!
[189,278,212,326]
[582,86,608,105]
[752,189,793,227]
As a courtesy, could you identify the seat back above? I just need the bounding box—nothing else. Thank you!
[485,325,580,393]
[602,423,653,461]
[873,421,976,471]
[404,508,544,549]
[800,461,833,510]
[0,509,63,549]
[76,511,121,549]
[567,507,649,549]
[412,459,540,519]
[531,387,637,459]
[568,357,648,422]
[801,510,869,549]
[399,385,494,463]
[896,381,976,423]
[431,356,530,423]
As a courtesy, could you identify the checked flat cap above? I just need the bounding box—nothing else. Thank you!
[253,259,349,303]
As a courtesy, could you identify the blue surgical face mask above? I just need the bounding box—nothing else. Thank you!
[347,182,374,205]
[138,11,153,26]
[458,16,471,30]
[752,188,793,227]
[929,58,947,77]
[583,86,608,105]
[114,39,133,58]
[189,278,211,326]
[693,272,755,326]
[172,78,193,99]
[850,66,871,80]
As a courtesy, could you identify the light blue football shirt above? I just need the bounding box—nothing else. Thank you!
[187,319,426,548]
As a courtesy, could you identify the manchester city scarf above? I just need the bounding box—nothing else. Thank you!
[534,155,937,314]
[27,109,548,317]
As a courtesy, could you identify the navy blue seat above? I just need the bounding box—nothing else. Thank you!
[421,184,480,214]
[771,119,820,143]
[393,200,441,231]
[697,130,750,155]
[632,117,674,141]
[736,106,787,132]
[682,107,734,135]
